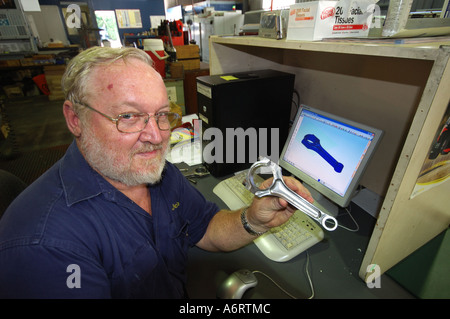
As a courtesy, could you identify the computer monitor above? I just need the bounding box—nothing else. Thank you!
[279,104,383,215]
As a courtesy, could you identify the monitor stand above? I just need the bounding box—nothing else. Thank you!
[303,184,339,217]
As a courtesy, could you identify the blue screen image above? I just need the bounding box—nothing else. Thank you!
[283,109,374,196]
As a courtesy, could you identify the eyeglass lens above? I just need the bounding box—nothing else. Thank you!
[117,113,178,133]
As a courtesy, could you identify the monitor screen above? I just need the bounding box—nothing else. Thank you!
[279,104,383,209]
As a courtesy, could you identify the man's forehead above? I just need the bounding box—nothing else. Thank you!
[88,59,162,90]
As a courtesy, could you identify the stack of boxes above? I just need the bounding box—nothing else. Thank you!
[169,44,200,78]
[43,65,66,101]
[175,44,200,70]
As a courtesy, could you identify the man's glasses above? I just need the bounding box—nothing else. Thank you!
[75,101,180,133]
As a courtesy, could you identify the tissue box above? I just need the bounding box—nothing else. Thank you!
[287,1,375,41]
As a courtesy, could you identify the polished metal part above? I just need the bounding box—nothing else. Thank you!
[246,157,338,231]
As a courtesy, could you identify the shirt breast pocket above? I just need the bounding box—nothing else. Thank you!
[170,218,190,251]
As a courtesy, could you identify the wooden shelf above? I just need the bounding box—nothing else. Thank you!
[210,35,450,60]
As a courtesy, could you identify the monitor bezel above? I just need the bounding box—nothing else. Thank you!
[278,104,383,208]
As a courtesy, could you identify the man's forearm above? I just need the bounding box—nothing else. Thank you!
[196,208,264,252]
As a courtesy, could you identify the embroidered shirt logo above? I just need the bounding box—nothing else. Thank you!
[172,202,180,211]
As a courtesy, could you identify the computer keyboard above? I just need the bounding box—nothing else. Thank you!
[213,170,261,210]
[213,171,324,262]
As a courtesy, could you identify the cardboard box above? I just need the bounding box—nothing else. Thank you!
[44,65,66,100]
[172,45,200,71]
[179,58,200,70]
[169,61,184,78]
[287,1,375,41]
[174,44,200,60]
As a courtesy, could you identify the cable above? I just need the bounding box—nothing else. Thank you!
[290,90,301,126]
[336,205,360,232]
[304,251,315,299]
[291,98,298,110]
[252,270,297,299]
[292,89,300,109]
[252,250,315,299]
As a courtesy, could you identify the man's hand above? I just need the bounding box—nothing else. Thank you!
[245,176,314,233]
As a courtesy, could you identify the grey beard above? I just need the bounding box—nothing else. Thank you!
[79,126,169,186]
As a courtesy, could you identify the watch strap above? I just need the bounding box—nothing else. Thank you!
[240,207,266,236]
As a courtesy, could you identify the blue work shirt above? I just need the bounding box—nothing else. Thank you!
[0,141,219,298]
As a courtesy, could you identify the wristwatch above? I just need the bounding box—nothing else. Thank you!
[240,207,266,236]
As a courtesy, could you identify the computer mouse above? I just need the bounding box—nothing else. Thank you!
[216,269,258,299]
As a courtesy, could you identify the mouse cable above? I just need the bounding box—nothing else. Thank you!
[304,250,315,299]
[252,250,315,299]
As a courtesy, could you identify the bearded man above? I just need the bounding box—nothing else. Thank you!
[0,47,312,298]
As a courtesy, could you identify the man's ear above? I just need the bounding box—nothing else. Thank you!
[63,100,81,137]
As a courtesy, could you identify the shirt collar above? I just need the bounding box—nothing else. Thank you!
[60,141,118,206]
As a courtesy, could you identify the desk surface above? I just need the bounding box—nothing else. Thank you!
[182,165,415,299]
